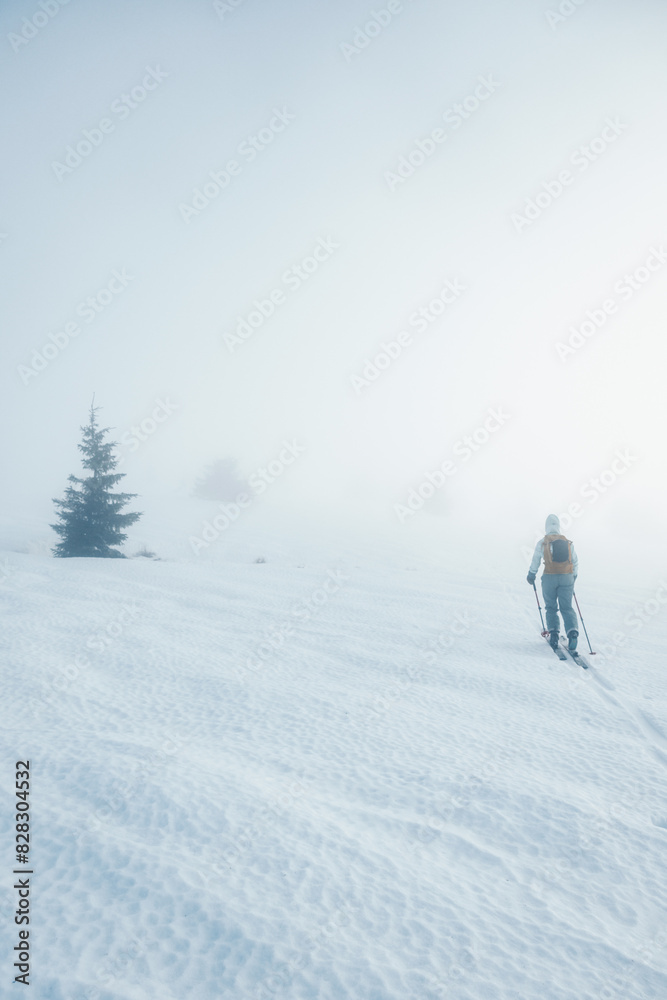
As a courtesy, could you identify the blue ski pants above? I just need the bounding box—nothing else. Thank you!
[541,573,578,635]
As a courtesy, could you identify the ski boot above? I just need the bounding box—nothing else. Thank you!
[567,630,579,652]
[549,630,559,650]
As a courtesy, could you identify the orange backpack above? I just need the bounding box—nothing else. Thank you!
[543,533,573,574]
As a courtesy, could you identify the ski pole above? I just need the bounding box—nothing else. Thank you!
[573,591,596,654]
[532,583,549,636]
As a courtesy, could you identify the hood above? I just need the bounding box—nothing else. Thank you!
[545,514,561,535]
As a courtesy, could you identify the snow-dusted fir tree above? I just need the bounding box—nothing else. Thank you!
[51,403,142,558]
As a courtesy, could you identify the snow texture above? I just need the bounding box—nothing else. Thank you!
[1,528,666,999]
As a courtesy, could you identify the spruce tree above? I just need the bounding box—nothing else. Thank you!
[51,403,142,558]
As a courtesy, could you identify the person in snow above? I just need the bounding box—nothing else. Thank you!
[527,514,579,651]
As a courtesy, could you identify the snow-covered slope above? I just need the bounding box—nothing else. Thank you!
[1,533,667,1000]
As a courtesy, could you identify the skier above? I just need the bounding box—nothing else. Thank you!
[527,514,579,651]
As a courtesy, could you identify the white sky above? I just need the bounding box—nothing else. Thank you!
[1,0,666,580]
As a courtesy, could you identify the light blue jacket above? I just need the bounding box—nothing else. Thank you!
[529,514,578,577]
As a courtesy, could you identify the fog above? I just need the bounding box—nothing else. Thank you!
[2,0,666,585]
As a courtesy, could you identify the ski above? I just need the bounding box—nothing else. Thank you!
[560,638,589,670]
[543,634,567,660]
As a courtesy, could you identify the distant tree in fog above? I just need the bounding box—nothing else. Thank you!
[192,458,246,501]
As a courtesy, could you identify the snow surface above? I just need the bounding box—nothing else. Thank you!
[1,524,667,1000]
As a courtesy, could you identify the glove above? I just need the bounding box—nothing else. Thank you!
[526,572,536,586]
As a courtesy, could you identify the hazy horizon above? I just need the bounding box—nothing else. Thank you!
[2,0,666,585]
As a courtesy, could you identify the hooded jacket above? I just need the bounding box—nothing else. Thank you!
[529,514,578,577]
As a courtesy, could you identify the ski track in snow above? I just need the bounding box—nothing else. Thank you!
[1,544,667,1000]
